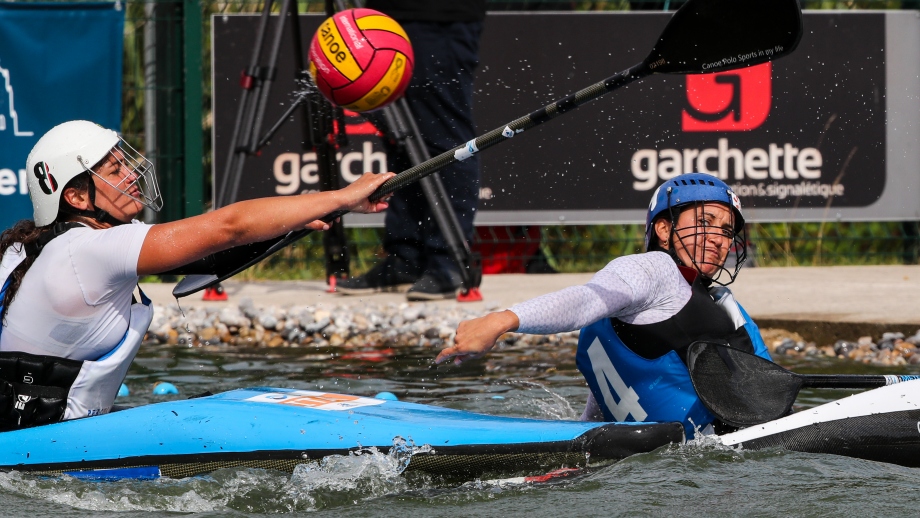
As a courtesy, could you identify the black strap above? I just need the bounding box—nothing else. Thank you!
[56,175,126,227]
[23,222,84,258]
[611,276,753,360]
[11,381,69,400]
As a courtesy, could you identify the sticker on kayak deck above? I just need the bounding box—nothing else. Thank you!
[245,390,385,411]
[453,139,479,161]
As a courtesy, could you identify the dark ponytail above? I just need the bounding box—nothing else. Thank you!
[0,220,43,323]
[0,173,93,323]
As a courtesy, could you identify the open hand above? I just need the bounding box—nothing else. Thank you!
[436,310,520,366]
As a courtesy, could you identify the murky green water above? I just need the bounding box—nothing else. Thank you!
[2,341,918,517]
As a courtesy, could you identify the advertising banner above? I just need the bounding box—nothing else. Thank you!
[212,14,388,216]
[212,11,920,226]
[0,2,124,232]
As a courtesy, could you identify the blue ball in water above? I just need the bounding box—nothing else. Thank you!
[153,382,179,395]
[374,391,398,401]
[117,384,130,397]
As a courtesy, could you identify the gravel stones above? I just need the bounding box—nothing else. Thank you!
[143,300,920,368]
[766,328,920,367]
[143,301,581,350]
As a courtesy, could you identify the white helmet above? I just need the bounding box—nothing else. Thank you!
[26,120,162,226]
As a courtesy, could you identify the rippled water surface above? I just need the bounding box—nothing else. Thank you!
[4,341,919,517]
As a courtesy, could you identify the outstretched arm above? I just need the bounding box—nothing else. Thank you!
[436,264,637,366]
[436,253,691,365]
[137,172,394,275]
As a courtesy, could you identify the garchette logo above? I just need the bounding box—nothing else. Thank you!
[628,61,839,201]
[682,63,771,132]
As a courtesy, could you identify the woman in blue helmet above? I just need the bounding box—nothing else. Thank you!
[436,173,772,436]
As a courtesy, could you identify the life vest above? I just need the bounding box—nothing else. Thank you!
[575,278,770,437]
[0,241,151,429]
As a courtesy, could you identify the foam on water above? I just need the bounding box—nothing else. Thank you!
[0,437,437,513]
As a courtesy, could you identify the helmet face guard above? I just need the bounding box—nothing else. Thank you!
[645,173,747,286]
[83,139,162,215]
[665,200,748,286]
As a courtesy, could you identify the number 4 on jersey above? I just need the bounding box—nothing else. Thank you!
[586,338,648,422]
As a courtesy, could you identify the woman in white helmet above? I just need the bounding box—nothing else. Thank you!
[0,120,392,429]
[436,173,773,437]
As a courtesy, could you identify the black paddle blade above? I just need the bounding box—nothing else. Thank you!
[173,274,220,298]
[686,341,802,427]
[646,0,803,75]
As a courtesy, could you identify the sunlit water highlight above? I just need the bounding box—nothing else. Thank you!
[2,341,917,517]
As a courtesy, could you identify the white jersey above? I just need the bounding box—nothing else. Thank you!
[510,251,692,334]
[0,222,152,360]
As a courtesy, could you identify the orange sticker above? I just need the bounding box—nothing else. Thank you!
[245,390,385,410]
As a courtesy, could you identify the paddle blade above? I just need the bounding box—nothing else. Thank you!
[646,0,803,75]
[173,274,220,298]
[686,341,802,427]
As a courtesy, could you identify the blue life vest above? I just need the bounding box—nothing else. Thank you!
[576,289,770,437]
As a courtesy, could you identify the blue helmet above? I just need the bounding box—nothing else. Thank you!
[644,173,747,285]
[645,173,744,246]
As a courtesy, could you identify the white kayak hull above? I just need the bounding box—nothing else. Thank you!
[718,379,920,466]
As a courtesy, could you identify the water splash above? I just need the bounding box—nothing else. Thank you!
[0,437,437,513]
[172,297,190,336]
[292,75,319,104]
[506,380,579,420]
[283,436,434,510]
[657,424,746,463]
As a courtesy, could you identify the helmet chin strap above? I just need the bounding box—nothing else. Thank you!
[59,176,126,227]
[664,217,722,287]
[665,233,713,287]
[662,189,720,287]
[662,190,704,283]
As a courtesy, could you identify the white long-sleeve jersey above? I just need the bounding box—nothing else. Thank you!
[510,251,692,335]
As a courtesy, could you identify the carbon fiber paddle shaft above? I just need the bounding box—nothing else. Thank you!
[368,64,647,201]
[801,374,920,389]
[171,67,646,298]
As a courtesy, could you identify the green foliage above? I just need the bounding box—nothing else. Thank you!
[749,221,920,267]
[226,222,919,280]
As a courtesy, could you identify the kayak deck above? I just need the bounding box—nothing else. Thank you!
[0,387,685,480]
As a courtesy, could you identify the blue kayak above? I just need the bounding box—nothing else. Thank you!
[0,387,685,480]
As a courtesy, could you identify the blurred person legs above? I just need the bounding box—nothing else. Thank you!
[338,20,483,300]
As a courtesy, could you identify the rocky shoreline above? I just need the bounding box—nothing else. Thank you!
[760,328,920,367]
[146,299,920,367]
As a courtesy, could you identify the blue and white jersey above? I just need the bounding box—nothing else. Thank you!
[509,251,771,435]
[576,301,769,436]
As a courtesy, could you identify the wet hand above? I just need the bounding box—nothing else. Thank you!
[341,172,396,213]
[436,311,520,366]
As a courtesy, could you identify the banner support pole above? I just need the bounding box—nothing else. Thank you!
[183,0,203,218]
